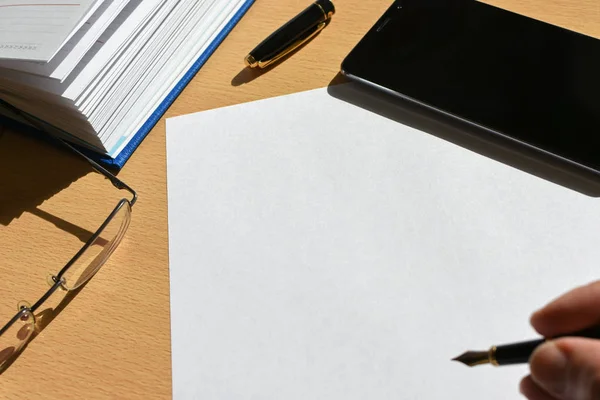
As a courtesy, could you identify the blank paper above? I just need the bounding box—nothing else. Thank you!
[166,84,600,399]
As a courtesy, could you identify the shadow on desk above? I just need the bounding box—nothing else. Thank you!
[231,30,322,86]
[0,281,88,375]
[0,124,92,226]
[327,75,600,197]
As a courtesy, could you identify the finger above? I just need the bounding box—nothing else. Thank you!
[531,280,600,337]
[520,375,558,400]
[530,337,600,400]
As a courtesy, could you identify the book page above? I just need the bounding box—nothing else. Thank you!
[0,0,130,81]
[109,0,246,156]
[0,0,99,61]
[63,0,165,100]
[166,85,600,399]
[0,0,163,97]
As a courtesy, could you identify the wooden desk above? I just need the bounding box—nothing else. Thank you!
[1,0,599,398]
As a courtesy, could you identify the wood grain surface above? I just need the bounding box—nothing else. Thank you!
[1,0,599,398]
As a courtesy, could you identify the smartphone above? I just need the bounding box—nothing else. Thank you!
[341,0,600,176]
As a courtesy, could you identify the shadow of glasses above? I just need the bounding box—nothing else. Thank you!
[0,281,88,375]
[0,201,127,374]
[30,207,109,246]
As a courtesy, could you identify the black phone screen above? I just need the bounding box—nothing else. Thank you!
[342,0,600,173]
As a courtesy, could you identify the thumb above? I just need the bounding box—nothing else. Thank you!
[530,337,600,400]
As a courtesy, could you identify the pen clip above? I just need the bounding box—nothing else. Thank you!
[256,21,328,68]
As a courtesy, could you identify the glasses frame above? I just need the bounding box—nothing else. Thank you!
[0,98,137,358]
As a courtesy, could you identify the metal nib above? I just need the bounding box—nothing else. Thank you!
[452,350,491,367]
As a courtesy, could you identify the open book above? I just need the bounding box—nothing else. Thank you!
[0,0,255,169]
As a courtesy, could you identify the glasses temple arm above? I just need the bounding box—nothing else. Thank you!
[60,139,138,206]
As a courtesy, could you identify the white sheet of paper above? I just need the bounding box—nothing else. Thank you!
[166,85,600,399]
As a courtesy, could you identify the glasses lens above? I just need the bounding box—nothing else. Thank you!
[0,309,34,369]
[60,201,131,290]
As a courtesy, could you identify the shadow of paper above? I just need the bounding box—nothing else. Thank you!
[327,75,600,197]
[0,124,92,226]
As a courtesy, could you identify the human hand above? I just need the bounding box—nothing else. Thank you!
[520,281,600,400]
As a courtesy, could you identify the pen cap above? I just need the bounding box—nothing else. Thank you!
[316,0,335,17]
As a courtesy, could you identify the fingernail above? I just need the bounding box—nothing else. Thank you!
[530,341,569,396]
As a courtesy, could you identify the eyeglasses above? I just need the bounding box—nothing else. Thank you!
[0,100,137,371]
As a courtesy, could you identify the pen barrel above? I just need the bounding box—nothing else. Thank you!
[494,326,600,366]
[248,1,334,64]
[495,339,544,365]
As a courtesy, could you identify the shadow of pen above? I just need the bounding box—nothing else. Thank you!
[231,28,324,86]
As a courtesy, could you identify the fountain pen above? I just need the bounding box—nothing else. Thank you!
[244,0,335,69]
[453,325,600,367]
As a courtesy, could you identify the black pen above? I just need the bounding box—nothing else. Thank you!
[244,0,335,69]
[452,325,600,367]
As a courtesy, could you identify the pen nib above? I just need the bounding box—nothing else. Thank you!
[452,350,491,367]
